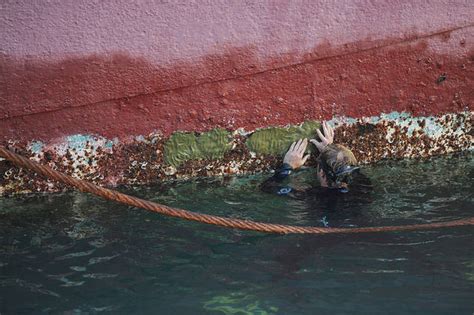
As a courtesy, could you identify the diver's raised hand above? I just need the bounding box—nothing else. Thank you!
[310,121,334,152]
[283,138,310,170]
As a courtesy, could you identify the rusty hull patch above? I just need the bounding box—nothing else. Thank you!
[0,111,472,196]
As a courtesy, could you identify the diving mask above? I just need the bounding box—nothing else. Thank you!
[323,164,360,187]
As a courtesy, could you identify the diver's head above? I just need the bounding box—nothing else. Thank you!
[317,144,359,190]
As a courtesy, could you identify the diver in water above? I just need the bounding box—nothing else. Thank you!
[260,121,373,230]
[261,122,371,199]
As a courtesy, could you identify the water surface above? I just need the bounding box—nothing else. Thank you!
[1,154,473,314]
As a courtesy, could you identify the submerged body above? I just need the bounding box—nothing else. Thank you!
[261,167,373,225]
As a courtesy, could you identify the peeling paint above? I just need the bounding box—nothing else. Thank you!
[0,111,472,196]
[28,141,44,154]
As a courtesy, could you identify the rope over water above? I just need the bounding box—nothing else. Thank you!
[1,146,473,234]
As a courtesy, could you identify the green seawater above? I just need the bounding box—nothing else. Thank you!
[0,153,473,314]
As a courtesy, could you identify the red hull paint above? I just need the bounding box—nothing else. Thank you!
[1,32,473,143]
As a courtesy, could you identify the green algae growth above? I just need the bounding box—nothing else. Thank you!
[164,129,232,166]
[246,120,321,156]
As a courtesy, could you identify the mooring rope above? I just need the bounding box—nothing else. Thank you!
[0,146,473,234]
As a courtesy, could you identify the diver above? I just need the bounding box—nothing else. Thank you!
[260,121,373,229]
[261,122,372,201]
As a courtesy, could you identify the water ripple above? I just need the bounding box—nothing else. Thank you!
[83,273,118,279]
[55,249,96,260]
[88,254,120,265]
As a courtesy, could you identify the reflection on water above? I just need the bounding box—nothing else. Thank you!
[0,153,473,314]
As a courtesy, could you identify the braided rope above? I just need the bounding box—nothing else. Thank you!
[1,146,473,234]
